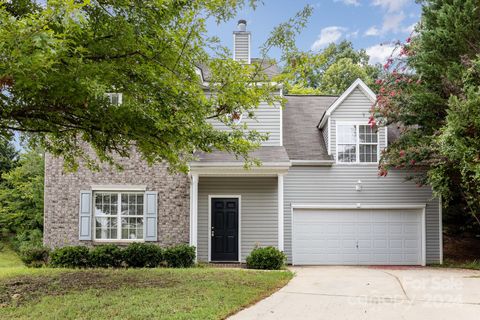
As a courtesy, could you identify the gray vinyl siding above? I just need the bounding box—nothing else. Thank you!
[197,177,278,262]
[234,32,250,62]
[283,166,441,264]
[330,87,386,159]
[208,101,282,146]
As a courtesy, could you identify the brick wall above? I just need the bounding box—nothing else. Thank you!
[44,151,190,248]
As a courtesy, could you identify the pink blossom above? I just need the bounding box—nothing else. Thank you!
[399,150,405,157]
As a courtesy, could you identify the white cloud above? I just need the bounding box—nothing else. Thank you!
[366,43,396,64]
[335,0,360,6]
[365,26,380,36]
[382,12,406,33]
[346,30,359,38]
[371,0,408,13]
[364,10,406,36]
[311,26,347,50]
[402,22,417,34]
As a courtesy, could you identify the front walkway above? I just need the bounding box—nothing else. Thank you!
[229,266,480,320]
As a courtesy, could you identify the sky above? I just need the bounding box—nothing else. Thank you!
[206,0,421,65]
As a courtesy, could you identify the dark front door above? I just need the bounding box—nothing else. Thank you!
[211,198,239,261]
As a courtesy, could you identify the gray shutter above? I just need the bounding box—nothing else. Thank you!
[79,190,92,240]
[144,191,158,241]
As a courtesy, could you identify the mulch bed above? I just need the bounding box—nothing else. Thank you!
[443,234,480,262]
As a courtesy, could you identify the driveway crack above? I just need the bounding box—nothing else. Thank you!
[381,271,409,300]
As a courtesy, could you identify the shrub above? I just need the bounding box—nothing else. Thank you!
[122,243,163,268]
[19,245,50,268]
[164,244,196,268]
[11,229,44,252]
[89,245,123,268]
[50,246,90,268]
[246,246,286,270]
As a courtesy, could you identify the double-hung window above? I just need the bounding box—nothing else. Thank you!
[106,93,123,105]
[337,124,378,163]
[94,192,144,241]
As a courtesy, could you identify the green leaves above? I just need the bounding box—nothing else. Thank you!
[374,0,480,222]
[0,0,309,172]
[280,41,380,94]
[0,147,44,246]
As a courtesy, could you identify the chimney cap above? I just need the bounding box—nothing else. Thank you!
[237,19,247,31]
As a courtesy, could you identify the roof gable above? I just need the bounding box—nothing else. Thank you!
[317,78,376,128]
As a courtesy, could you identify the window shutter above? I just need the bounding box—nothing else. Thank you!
[144,191,158,242]
[79,190,92,240]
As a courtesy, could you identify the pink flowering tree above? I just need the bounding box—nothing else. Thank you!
[371,0,480,224]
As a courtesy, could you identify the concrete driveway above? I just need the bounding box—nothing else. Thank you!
[229,266,480,320]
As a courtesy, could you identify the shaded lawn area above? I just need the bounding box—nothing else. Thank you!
[0,246,24,269]
[0,266,292,320]
[431,259,480,270]
[430,234,480,270]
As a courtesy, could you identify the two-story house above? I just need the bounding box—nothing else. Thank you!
[44,21,442,265]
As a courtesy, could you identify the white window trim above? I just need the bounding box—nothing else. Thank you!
[93,191,145,242]
[335,121,380,165]
[207,195,242,262]
[91,185,146,191]
[106,92,123,105]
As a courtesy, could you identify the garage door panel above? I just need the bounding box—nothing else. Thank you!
[357,224,372,234]
[292,208,422,265]
[373,224,387,234]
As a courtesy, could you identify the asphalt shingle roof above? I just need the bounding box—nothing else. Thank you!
[193,146,290,165]
[198,58,281,82]
[283,95,338,160]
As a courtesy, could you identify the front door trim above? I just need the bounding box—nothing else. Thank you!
[208,195,241,262]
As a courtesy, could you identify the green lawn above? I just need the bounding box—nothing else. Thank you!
[0,248,292,320]
[431,258,480,270]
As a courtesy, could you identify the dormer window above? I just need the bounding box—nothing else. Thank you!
[106,93,123,105]
[337,124,378,163]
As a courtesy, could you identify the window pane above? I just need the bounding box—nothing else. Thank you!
[359,125,377,143]
[94,192,118,216]
[338,144,356,162]
[360,144,378,162]
[121,217,144,239]
[338,125,357,144]
[120,193,143,216]
[95,217,117,239]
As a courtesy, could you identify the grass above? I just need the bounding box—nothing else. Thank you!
[0,248,293,320]
[431,258,480,271]
[0,245,24,268]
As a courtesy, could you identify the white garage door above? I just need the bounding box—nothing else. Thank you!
[292,208,423,265]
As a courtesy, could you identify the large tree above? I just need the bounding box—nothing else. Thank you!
[0,0,311,172]
[279,41,381,94]
[0,137,18,183]
[0,148,44,248]
[373,0,480,224]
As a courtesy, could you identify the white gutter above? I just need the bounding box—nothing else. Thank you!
[290,160,334,166]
